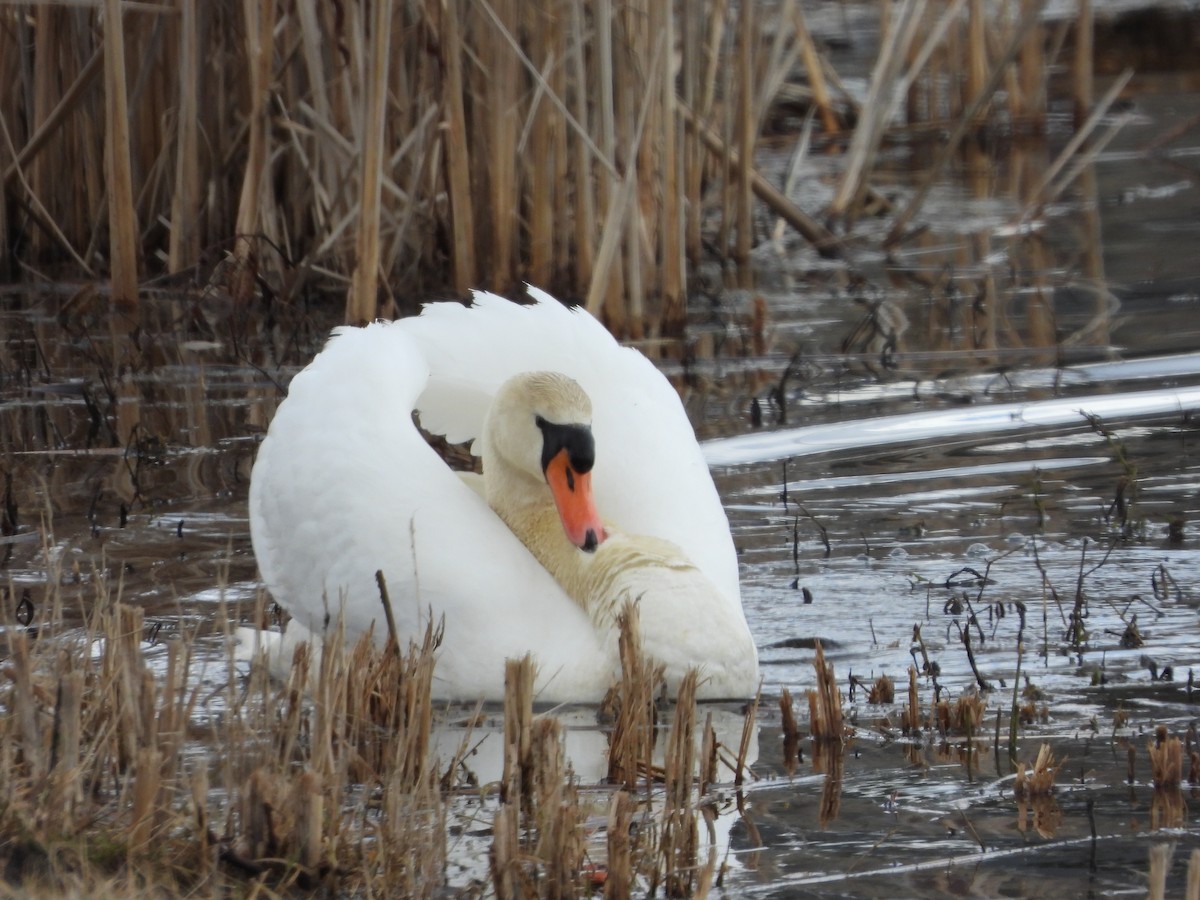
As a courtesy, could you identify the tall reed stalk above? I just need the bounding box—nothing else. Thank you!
[102,0,139,315]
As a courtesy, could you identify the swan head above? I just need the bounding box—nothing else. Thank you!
[484,372,608,552]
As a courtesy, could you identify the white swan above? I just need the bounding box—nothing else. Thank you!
[248,287,759,702]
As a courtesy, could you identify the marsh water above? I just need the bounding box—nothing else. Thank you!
[5,36,1200,900]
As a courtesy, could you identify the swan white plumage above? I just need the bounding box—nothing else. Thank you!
[248,287,759,702]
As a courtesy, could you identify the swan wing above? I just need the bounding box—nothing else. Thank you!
[248,321,608,701]
[396,288,740,604]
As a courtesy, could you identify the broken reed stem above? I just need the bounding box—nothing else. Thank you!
[345,0,393,325]
[1149,725,1184,789]
[501,655,536,813]
[607,602,663,790]
[807,640,844,743]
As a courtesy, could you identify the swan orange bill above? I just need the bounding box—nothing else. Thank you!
[544,448,607,552]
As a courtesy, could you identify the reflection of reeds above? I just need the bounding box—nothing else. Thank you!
[780,686,801,774]
[901,665,921,735]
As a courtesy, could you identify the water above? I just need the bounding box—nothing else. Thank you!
[4,46,1200,900]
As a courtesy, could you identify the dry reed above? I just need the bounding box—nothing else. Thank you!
[807,640,845,744]
[1149,725,1184,789]
[1,0,1101,338]
[604,601,664,790]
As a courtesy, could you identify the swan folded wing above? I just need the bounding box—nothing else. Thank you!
[395,289,741,606]
[249,323,610,700]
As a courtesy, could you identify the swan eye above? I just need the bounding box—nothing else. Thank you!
[535,416,595,475]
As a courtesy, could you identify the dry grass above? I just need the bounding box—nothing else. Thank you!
[0,549,755,898]
[807,640,846,744]
[1,0,1104,337]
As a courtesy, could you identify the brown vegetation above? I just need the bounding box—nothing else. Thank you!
[1,0,1109,340]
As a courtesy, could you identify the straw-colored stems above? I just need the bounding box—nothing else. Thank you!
[568,0,596,297]
[50,669,85,820]
[103,0,140,314]
[490,800,522,897]
[129,747,163,854]
[662,674,702,897]
[1073,0,1094,129]
[30,4,57,259]
[656,0,685,335]
[1150,725,1184,789]
[10,633,45,781]
[1013,743,1061,799]
[501,655,535,812]
[232,0,275,274]
[289,770,324,870]
[526,2,556,289]
[486,0,519,294]
[345,0,393,325]
[1017,0,1047,129]
[733,0,755,286]
[734,686,759,788]
[807,640,844,743]
[679,0,703,266]
[585,28,665,333]
[168,0,200,273]
[966,0,988,125]
[605,791,635,899]
[606,602,663,790]
[586,0,626,331]
[440,0,477,292]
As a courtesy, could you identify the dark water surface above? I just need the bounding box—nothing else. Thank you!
[4,57,1200,900]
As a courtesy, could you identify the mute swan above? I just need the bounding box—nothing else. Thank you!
[248,288,759,702]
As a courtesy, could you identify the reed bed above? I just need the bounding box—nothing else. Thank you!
[1,0,1108,337]
[0,545,759,896]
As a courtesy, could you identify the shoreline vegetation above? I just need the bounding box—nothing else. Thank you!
[2,0,1115,340]
[1,0,1194,894]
